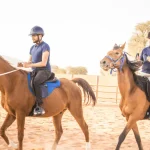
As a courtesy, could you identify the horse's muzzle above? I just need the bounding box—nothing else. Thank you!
[100,60,109,70]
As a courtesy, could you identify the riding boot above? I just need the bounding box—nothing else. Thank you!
[33,102,45,115]
[33,83,45,115]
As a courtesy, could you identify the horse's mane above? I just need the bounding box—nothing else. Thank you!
[0,56,16,69]
[125,54,150,100]
[125,55,142,72]
[0,56,28,74]
[125,54,143,83]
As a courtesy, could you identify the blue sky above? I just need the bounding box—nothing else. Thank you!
[0,0,149,74]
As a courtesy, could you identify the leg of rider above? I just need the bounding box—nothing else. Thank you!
[33,70,51,106]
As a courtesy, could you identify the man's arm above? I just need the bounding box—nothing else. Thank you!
[23,51,49,68]
[28,55,32,63]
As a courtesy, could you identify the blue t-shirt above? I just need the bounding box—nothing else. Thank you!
[29,41,51,71]
[140,46,150,73]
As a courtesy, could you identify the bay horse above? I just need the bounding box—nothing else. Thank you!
[100,43,149,150]
[0,56,96,150]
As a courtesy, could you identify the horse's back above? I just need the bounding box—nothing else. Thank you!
[59,78,81,94]
[39,78,81,117]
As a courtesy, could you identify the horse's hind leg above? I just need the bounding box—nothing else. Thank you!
[51,111,65,150]
[68,104,90,150]
[132,123,143,150]
[0,113,16,147]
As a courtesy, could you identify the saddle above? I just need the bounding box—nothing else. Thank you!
[27,72,60,116]
[28,72,60,98]
[135,75,150,119]
[135,75,150,102]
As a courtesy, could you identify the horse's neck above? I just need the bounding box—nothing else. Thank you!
[117,66,136,97]
[0,66,17,94]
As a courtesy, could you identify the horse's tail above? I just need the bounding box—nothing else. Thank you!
[72,78,97,106]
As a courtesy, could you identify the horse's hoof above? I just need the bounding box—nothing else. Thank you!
[8,140,18,149]
[86,142,91,150]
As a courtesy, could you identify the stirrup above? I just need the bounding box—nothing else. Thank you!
[33,106,45,115]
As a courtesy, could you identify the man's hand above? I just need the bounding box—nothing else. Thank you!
[147,56,150,62]
[23,62,31,68]
[17,62,24,67]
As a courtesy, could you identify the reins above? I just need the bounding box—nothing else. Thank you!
[0,69,19,76]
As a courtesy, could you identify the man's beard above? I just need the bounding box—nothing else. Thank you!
[33,39,39,43]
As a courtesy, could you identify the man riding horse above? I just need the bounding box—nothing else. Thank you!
[23,26,51,115]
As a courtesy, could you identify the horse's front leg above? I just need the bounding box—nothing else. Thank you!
[0,113,16,147]
[115,116,136,150]
[16,111,26,150]
[132,123,143,150]
[119,98,125,117]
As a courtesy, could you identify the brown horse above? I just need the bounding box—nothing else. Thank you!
[0,56,96,150]
[100,43,149,150]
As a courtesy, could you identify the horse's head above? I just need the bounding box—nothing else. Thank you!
[100,42,126,71]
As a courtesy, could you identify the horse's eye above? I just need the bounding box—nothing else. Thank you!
[115,52,119,55]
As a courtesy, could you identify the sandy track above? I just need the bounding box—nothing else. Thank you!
[0,103,150,150]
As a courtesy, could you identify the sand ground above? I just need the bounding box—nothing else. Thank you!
[0,102,150,150]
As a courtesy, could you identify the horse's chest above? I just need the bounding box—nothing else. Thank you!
[122,104,133,117]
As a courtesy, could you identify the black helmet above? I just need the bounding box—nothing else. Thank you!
[29,26,44,36]
[147,32,150,39]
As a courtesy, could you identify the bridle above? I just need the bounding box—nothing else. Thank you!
[105,52,126,73]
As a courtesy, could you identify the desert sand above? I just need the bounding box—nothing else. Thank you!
[0,101,150,150]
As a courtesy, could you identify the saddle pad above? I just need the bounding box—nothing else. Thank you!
[27,73,60,98]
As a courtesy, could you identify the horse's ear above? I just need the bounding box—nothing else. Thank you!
[120,42,126,50]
